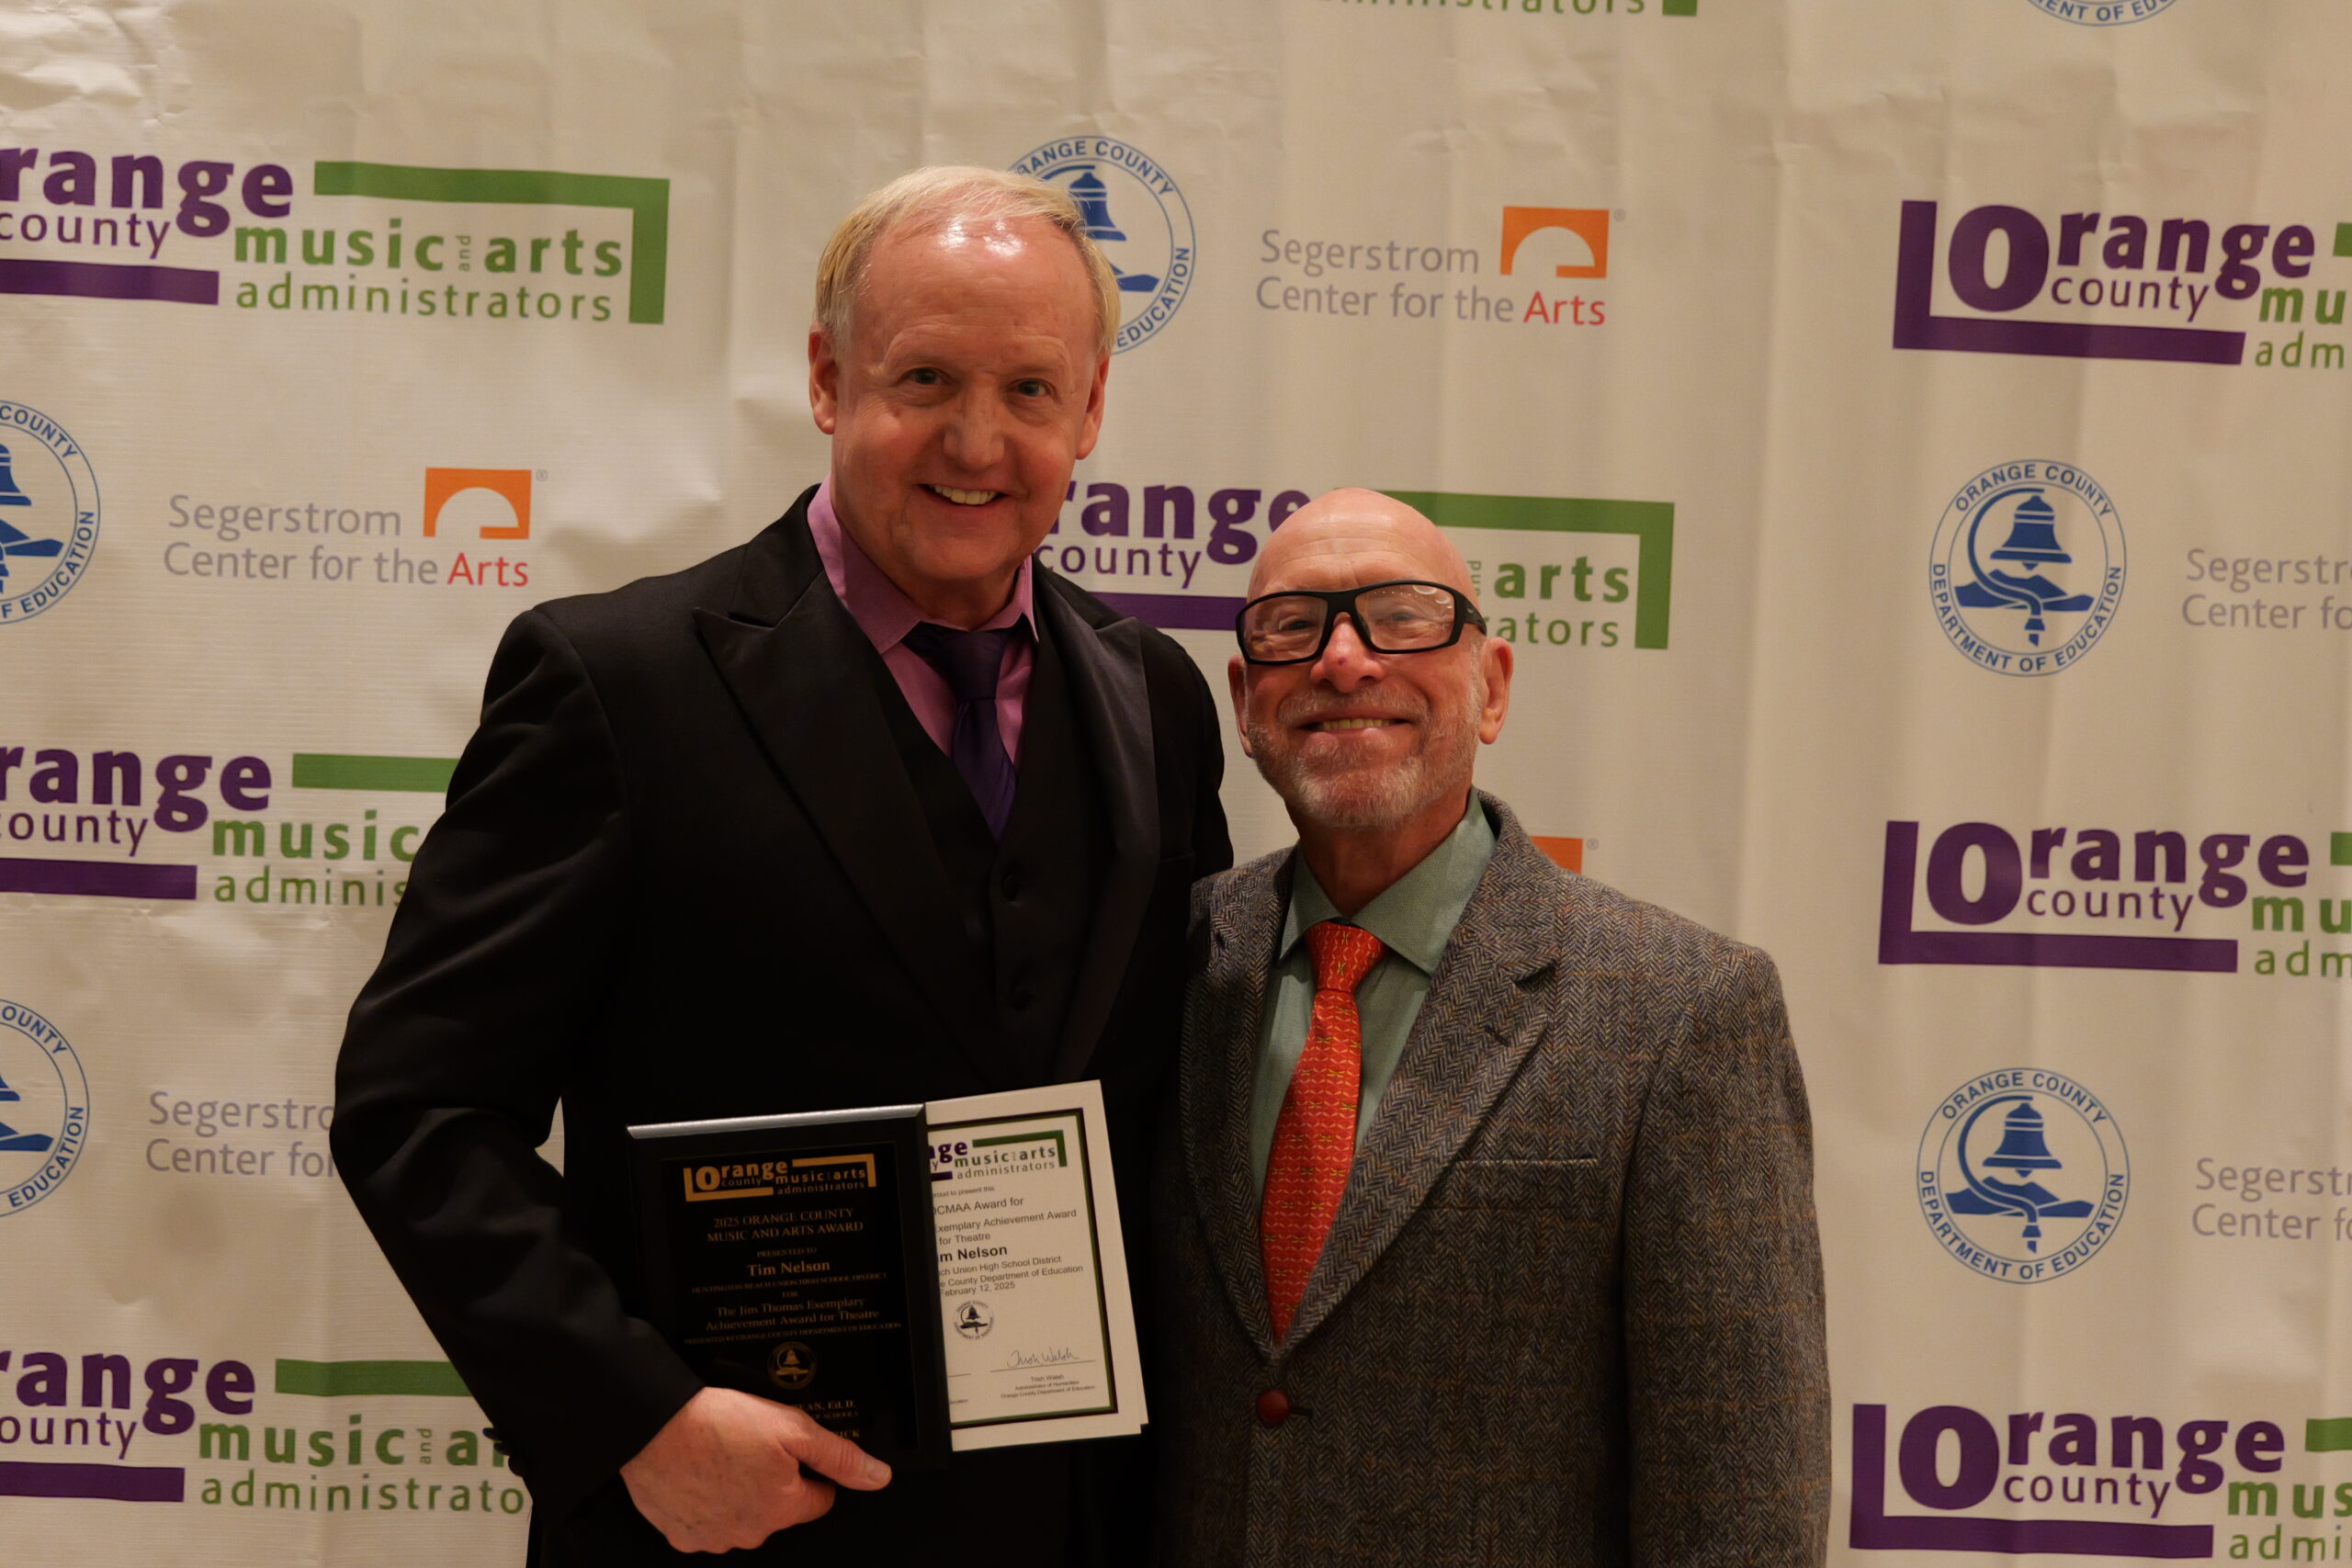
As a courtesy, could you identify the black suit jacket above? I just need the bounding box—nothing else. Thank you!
[332,489,1231,1563]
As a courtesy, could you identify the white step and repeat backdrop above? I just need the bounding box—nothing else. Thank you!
[5,0,2347,1560]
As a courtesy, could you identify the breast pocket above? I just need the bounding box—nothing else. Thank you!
[1432,1154,1606,1215]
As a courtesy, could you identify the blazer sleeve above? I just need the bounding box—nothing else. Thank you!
[330,608,702,1526]
[1622,944,1831,1565]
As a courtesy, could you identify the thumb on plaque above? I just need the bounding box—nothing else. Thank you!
[787,1416,893,1492]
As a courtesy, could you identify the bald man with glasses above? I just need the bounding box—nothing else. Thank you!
[1156,489,1831,1565]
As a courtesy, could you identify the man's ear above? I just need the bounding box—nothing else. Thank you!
[1227,656,1255,758]
[1476,635,1513,745]
[1073,353,1111,460]
[808,326,842,434]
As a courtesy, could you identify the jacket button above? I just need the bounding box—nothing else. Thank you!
[1001,869,1023,900]
[1255,1390,1291,1427]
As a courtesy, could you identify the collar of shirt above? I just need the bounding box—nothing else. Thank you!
[807,479,1035,648]
[1279,793,1498,976]
[806,479,1037,761]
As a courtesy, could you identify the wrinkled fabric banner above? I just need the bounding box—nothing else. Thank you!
[0,0,2344,1560]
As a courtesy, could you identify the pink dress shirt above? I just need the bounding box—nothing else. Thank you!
[806,480,1034,766]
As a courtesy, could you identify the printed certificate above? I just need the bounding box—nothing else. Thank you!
[925,1081,1147,1450]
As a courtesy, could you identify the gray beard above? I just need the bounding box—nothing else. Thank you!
[1245,673,1484,833]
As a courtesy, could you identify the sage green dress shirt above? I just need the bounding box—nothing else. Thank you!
[1248,795,1498,1192]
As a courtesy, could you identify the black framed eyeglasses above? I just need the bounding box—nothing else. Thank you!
[1234,580,1487,665]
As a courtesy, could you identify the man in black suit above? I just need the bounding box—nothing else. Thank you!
[332,166,1232,1565]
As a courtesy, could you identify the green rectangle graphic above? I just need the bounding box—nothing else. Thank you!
[312,162,670,324]
[291,754,458,793]
[1385,491,1676,650]
[276,1359,471,1398]
[2332,833,2352,868]
[1661,0,1699,15]
[2310,1418,2352,1452]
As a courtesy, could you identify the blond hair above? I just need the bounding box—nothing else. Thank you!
[813,166,1120,359]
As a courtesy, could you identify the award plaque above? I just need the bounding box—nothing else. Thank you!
[628,1105,950,1468]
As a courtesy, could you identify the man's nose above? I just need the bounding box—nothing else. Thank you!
[1309,614,1385,692]
[941,390,1007,471]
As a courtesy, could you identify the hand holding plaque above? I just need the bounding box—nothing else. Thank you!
[630,1082,1143,1463]
[618,1385,891,1553]
[628,1105,951,1468]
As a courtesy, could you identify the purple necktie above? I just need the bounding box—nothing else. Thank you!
[901,622,1018,839]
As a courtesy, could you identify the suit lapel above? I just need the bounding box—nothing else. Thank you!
[692,497,1011,1086]
[1280,803,1565,1350]
[1182,853,1289,1362]
[1038,578,1160,1081]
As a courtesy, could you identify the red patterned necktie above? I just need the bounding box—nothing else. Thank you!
[1261,919,1387,1341]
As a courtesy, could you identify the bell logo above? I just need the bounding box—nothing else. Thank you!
[423,468,531,540]
[1500,209,1610,279]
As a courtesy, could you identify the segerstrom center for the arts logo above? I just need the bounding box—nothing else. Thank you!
[1256,206,1616,329]
[1894,199,2351,368]
[0,407,543,616]
[164,465,537,592]
[0,149,668,325]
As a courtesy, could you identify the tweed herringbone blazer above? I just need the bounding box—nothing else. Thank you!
[1156,794,1829,1566]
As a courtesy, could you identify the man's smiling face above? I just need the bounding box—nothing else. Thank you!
[1230,490,1512,836]
[810,214,1109,626]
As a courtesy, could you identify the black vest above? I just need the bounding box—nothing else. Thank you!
[867,616,1112,1085]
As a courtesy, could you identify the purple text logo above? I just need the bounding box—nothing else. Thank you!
[1851,1403,2246,1556]
[1894,199,2352,367]
[1873,818,2331,973]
